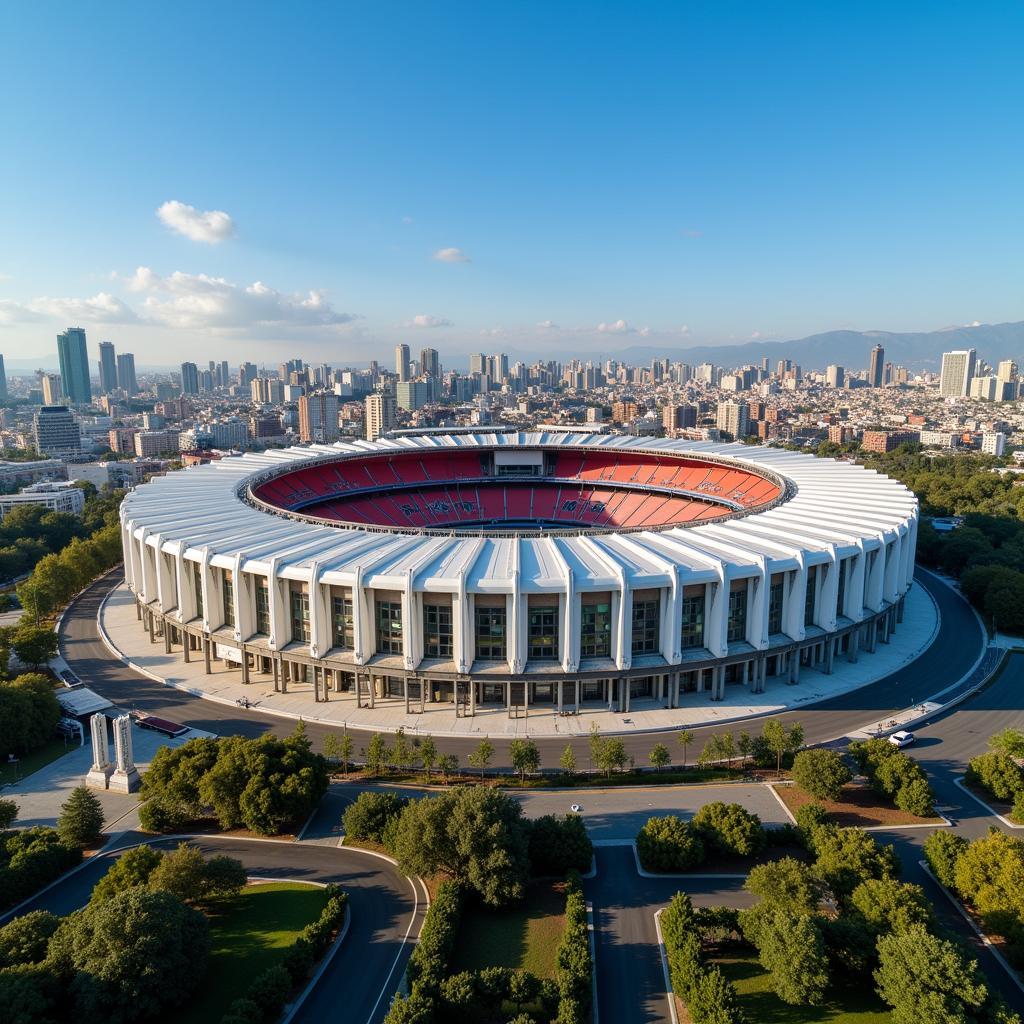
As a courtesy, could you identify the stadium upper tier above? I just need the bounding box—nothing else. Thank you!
[247,447,784,532]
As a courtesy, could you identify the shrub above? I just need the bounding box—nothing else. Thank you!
[894,777,935,818]
[0,826,81,910]
[923,830,968,889]
[754,910,829,1005]
[636,816,705,872]
[966,752,1024,802]
[528,814,593,876]
[849,877,934,936]
[794,802,831,849]
[692,801,765,858]
[812,826,899,900]
[221,998,261,1024]
[555,874,592,1020]
[0,797,18,829]
[406,880,464,996]
[952,831,1024,930]
[791,749,851,802]
[246,964,293,1022]
[745,856,820,916]
[342,791,409,844]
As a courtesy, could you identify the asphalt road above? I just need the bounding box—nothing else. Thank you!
[60,566,981,770]
[13,832,426,1024]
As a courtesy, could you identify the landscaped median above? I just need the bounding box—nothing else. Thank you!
[656,818,1018,1024]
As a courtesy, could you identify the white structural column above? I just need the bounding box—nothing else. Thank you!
[849,543,867,620]
[865,540,885,613]
[785,551,807,640]
[108,715,140,793]
[198,547,214,633]
[351,565,366,665]
[232,554,249,642]
[308,562,328,658]
[821,544,840,631]
[402,570,417,670]
[85,713,112,789]
[454,569,470,673]
[266,556,287,650]
[749,556,770,649]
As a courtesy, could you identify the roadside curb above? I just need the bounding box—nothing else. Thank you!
[953,776,1024,829]
[654,908,680,1024]
[919,859,1024,994]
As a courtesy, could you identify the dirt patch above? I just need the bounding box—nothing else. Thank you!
[773,783,940,828]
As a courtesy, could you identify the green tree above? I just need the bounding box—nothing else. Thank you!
[990,728,1024,760]
[874,926,988,1024]
[745,856,820,915]
[527,815,593,875]
[692,801,764,857]
[649,743,671,772]
[791,748,852,802]
[559,743,577,777]
[438,752,458,783]
[342,791,409,843]
[147,842,212,904]
[953,830,1024,926]
[966,751,1024,801]
[737,730,753,766]
[56,785,104,848]
[594,737,628,777]
[762,719,804,774]
[677,729,693,767]
[812,826,899,899]
[510,738,541,782]
[364,733,390,776]
[0,674,62,755]
[392,728,414,772]
[0,909,60,966]
[90,845,164,903]
[337,733,354,775]
[468,738,495,779]
[588,723,603,773]
[419,736,438,780]
[10,626,58,670]
[754,910,829,1005]
[923,830,968,889]
[850,877,934,936]
[635,815,705,872]
[46,887,211,1024]
[389,787,530,906]
[0,797,18,829]
[202,855,247,900]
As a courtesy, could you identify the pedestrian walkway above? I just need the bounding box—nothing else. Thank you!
[99,579,939,738]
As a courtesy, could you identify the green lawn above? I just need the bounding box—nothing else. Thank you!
[715,951,890,1024]
[449,880,567,979]
[0,736,74,786]
[169,882,330,1024]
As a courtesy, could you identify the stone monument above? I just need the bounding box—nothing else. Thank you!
[85,713,112,789]
[108,714,141,793]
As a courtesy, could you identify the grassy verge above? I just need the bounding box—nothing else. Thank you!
[0,736,75,786]
[168,882,330,1024]
[449,879,567,979]
[715,949,889,1023]
[773,782,940,828]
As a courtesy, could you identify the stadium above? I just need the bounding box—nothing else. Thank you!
[119,432,919,718]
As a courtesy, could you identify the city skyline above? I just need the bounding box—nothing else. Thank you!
[2,3,1023,363]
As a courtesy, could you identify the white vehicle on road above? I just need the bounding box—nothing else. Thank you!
[888,730,915,748]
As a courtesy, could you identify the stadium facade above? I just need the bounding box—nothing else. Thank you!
[120,433,918,714]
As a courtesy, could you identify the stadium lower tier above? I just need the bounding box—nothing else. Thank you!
[133,594,906,712]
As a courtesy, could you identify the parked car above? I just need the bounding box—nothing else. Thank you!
[888,730,915,748]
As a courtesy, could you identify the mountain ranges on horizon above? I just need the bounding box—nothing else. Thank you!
[3,320,1024,376]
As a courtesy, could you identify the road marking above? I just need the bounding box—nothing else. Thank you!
[953,776,1024,829]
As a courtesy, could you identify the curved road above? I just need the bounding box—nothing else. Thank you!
[60,567,981,768]
[14,832,426,1024]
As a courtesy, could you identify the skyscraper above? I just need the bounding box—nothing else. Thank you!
[42,373,64,405]
[469,353,485,375]
[298,392,340,443]
[939,349,977,398]
[365,392,396,441]
[420,347,439,378]
[56,327,92,404]
[826,364,845,388]
[0,354,7,402]
[116,353,138,396]
[33,405,81,456]
[395,344,411,382]
[716,400,750,439]
[180,361,200,396]
[868,344,884,388]
[98,341,118,394]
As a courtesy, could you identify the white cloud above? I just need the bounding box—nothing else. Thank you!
[0,300,45,325]
[432,247,470,263]
[124,267,355,330]
[403,313,452,328]
[157,200,235,244]
[597,319,633,334]
[536,319,559,330]
[27,292,138,324]
[679,324,691,335]
[639,326,652,337]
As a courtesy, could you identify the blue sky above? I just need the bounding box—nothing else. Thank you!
[1,1,1022,368]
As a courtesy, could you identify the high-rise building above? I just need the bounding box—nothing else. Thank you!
[33,405,81,456]
[239,361,258,388]
[662,404,697,432]
[997,360,1017,383]
[116,353,138,396]
[868,344,884,388]
[98,341,118,394]
[219,360,230,389]
[41,373,64,405]
[397,380,433,411]
[826,365,845,389]
[939,349,977,398]
[180,361,200,396]
[469,353,485,375]
[0,354,6,402]
[395,343,411,382]
[56,327,92,404]
[982,432,1007,457]
[420,347,440,378]
[251,377,284,404]
[716,400,750,439]
[365,392,396,441]
[298,392,340,443]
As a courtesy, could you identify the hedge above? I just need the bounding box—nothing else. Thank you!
[555,871,592,1023]
[848,739,936,817]
[966,751,1024,804]
[661,891,745,1024]
[0,826,82,910]
[219,885,348,1023]
[636,815,706,872]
